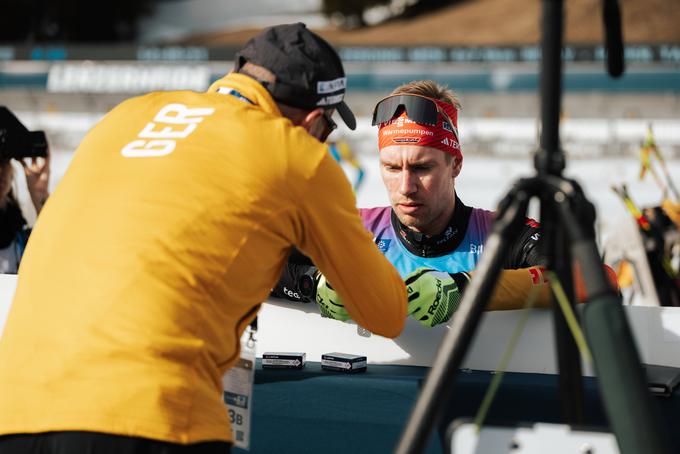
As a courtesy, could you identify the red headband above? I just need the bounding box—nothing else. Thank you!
[377,98,461,159]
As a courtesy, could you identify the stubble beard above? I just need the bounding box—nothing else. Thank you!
[394,205,434,233]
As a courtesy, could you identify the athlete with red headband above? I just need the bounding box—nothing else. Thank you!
[273,80,617,327]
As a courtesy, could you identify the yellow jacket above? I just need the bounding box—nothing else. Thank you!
[0,73,406,443]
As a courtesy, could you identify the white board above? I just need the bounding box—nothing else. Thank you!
[1,274,678,375]
[256,299,680,375]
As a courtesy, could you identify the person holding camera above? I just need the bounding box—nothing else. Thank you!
[0,23,407,454]
[0,153,50,273]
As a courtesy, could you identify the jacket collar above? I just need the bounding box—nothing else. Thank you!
[207,72,282,118]
[391,195,472,258]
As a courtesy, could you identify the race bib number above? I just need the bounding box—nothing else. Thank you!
[222,326,256,450]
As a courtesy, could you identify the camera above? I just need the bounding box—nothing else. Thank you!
[297,266,320,302]
[0,106,48,161]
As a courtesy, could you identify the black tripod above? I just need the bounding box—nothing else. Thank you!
[395,1,674,453]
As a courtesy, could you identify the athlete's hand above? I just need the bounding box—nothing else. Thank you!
[405,268,467,327]
[315,274,350,321]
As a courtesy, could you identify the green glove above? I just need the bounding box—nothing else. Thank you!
[405,268,467,327]
[315,275,350,321]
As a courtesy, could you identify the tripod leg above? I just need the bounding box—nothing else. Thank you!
[558,194,674,454]
[553,221,585,423]
[542,189,585,424]
[584,294,674,452]
[579,241,674,454]
[395,188,531,454]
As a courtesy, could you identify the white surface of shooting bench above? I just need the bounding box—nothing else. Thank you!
[1,274,679,375]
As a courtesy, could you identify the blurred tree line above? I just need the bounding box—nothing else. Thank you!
[0,0,153,42]
[322,0,459,28]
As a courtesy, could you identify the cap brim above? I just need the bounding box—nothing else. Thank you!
[337,101,356,130]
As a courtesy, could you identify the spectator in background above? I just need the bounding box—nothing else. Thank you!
[0,154,49,273]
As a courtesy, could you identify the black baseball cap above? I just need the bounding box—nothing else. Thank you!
[235,23,356,130]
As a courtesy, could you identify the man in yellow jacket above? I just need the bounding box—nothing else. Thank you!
[0,23,407,453]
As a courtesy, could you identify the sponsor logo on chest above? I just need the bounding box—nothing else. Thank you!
[470,243,484,255]
[375,237,392,252]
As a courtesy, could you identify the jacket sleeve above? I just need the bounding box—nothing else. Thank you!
[295,152,407,338]
[477,264,619,311]
[485,267,552,310]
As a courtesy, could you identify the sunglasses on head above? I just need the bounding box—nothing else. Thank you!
[371,94,455,132]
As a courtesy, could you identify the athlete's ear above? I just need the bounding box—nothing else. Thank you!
[298,108,329,142]
[452,155,462,178]
[300,108,325,132]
